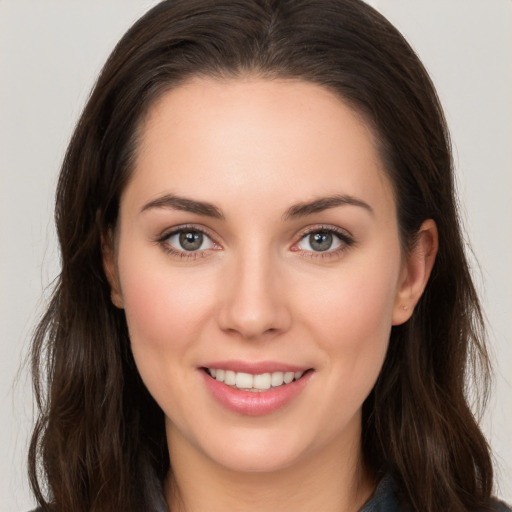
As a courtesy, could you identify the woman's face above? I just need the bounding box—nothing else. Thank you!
[106,78,422,474]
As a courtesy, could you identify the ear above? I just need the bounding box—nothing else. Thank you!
[392,219,438,325]
[101,231,124,309]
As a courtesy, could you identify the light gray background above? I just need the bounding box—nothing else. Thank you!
[1,1,510,510]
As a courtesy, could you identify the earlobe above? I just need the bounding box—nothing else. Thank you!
[101,231,124,309]
[392,219,438,325]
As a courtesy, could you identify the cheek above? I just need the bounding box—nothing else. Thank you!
[299,249,401,379]
[117,249,217,364]
[117,251,222,426]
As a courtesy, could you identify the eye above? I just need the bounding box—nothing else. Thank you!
[163,228,217,253]
[296,228,352,253]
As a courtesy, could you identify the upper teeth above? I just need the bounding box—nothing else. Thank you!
[208,369,304,391]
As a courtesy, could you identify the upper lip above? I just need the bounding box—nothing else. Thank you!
[200,360,312,374]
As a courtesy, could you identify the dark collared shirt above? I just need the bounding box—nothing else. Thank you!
[360,474,511,512]
[29,474,512,511]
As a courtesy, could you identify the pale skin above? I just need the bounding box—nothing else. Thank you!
[103,78,438,512]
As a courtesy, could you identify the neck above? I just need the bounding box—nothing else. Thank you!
[164,424,375,512]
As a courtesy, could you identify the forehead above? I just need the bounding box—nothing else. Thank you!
[124,77,394,218]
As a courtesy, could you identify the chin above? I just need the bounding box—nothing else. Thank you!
[211,446,304,474]
[194,425,320,475]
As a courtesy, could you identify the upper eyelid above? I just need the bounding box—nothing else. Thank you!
[158,223,219,243]
[292,225,354,256]
[296,224,353,240]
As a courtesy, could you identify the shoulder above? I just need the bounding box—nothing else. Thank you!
[359,474,404,512]
[359,475,512,512]
[494,499,512,512]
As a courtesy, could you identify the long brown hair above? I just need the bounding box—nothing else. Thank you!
[29,1,495,510]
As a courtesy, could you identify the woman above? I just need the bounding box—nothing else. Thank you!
[28,1,510,511]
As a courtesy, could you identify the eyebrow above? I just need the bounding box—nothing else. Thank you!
[283,194,374,220]
[140,193,373,220]
[140,194,224,219]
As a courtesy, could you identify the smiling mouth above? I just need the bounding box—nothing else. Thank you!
[203,367,310,392]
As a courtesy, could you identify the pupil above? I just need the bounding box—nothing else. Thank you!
[179,231,203,251]
[310,232,332,251]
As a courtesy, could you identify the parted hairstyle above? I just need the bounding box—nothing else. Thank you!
[29,1,496,511]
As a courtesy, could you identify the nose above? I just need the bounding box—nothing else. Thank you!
[216,248,292,340]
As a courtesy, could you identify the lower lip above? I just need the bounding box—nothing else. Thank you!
[201,369,313,416]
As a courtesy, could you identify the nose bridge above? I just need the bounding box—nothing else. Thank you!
[217,241,290,339]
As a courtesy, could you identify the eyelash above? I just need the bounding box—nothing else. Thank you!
[156,224,220,260]
[292,225,354,260]
[156,224,354,261]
